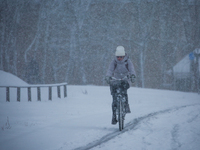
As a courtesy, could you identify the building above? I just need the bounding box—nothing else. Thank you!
[167,48,200,92]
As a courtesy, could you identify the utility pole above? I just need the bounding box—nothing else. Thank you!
[189,52,195,92]
[194,48,200,94]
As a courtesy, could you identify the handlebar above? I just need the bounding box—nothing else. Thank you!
[111,75,129,81]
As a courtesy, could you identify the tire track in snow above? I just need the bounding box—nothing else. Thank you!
[171,124,182,150]
[73,104,200,150]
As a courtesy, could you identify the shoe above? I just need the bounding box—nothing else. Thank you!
[111,115,117,125]
[125,104,131,113]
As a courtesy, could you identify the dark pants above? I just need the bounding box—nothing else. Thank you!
[110,80,130,114]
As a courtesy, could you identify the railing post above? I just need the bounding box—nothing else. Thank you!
[6,87,10,102]
[3,83,67,102]
[49,86,52,100]
[37,87,41,101]
[17,87,20,102]
[64,85,67,97]
[28,87,31,101]
[57,86,61,98]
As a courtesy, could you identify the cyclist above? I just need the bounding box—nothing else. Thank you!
[105,46,136,124]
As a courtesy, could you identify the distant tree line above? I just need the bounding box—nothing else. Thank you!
[0,0,200,89]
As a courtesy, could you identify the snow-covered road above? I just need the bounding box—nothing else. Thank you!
[1,84,200,150]
[89,104,200,150]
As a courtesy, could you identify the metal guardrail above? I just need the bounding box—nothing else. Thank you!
[0,83,67,102]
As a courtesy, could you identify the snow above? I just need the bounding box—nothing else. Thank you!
[0,70,200,150]
[0,70,28,86]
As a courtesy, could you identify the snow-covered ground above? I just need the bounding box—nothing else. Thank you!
[0,70,200,150]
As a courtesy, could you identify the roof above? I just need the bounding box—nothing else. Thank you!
[173,54,191,78]
[167,50,200,79]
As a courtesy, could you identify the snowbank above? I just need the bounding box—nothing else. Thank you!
[0,70,28,86]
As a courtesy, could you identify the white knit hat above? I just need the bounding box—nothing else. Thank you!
[115,46,125,56]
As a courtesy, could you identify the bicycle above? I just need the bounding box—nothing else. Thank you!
[110,76,129,131]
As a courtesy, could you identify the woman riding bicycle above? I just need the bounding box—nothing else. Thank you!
[105,46,136,124]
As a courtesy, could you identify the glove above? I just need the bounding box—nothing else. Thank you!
[105,76,112,84]
[130,74,136,83]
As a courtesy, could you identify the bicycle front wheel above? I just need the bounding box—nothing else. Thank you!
[118,101,124,131]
